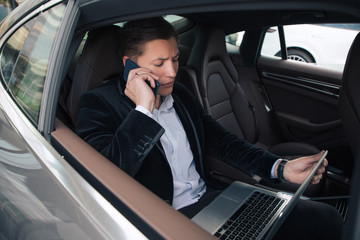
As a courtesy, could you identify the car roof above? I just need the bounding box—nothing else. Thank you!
[75,0,360,32]
[6,0,360,36]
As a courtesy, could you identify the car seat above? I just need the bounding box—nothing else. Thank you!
[338,32,360,236]
[338,32,360,158]
[186,24,323,195]
[65,25,123,126]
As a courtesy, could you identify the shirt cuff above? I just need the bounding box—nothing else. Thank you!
[271,159,282,179]
[135,105,153,118]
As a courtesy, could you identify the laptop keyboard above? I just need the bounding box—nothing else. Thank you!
[214,191,285,240]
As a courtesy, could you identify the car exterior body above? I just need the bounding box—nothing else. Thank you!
[0,0,359,239]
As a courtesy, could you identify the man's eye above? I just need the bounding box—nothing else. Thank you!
[155,62,163,67]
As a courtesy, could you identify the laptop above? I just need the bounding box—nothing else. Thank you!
[192,150,328,240]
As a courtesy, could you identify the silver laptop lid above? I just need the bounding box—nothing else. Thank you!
[264,150,328,240]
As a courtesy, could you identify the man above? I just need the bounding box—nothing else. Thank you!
[76,17,343,239]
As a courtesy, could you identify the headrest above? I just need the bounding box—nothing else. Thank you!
[187,24,239,95]
[66,25,123,124]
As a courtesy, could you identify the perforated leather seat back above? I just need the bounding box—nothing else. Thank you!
[188,25,258,143]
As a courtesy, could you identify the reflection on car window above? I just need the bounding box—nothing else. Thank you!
[1,19,34,84]
[0,0,16,22]
[261,24,360,71]
[0,3,65,125]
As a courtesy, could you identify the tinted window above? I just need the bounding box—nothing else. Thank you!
[261,24,360,71]
[0,3,66,125]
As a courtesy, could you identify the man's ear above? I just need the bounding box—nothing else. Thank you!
[122,56,129,66]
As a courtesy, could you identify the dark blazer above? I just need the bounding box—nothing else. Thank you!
[76,78,279,204]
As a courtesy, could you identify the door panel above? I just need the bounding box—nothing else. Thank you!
[257,56,352,175]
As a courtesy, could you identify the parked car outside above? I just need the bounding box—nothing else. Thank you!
[262,24,360,71]
[227,24,360,71]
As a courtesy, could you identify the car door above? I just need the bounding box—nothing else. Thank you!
[0,2,151,239]
[256,24,360,177]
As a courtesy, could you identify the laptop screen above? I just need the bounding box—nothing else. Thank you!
[264,150,328,240]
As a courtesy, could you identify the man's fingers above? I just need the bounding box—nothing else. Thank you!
[145,78,158,88]
[132,68,159,80]
[311,173,323,184]
[316,166,326,175]
[127,70,159,89]
[322,158,328,167]
[128,67,159,82]
[286,150,328,185]
[310,151,327,185]
[304,151,328,170]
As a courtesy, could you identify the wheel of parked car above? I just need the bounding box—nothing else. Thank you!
[276,48,316,63]
[287,49,315,62]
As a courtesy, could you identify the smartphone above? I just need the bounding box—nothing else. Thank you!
[123,59,159,96]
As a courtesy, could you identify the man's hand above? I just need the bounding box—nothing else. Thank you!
[279,150,328,184]
[124,68,159,112]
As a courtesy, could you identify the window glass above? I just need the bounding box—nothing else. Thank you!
[164,15,184,24]
[225,31,245,47]
[1,19,35,84]
[0,0,17,21]
[260,27,281,59]
[261,24,360,71]
[0,3,65,125]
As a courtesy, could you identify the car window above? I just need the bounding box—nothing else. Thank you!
[164,15,184,24]
[225,31,245,47]
[260,24,360,71]
[0,0,17,22]
[0,3,66,126]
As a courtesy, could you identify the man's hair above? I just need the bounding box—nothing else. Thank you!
[120,17,178,61]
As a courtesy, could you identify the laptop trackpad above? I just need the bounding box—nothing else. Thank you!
[192,196,239,233]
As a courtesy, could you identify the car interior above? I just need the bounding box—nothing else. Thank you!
[50,6,358,239]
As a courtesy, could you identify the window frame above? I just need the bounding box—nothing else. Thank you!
[38,0,76,138]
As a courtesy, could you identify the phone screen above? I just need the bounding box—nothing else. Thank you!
[123,59,159,96]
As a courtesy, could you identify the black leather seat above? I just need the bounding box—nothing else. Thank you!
[186,24,323,195]
[338,32,360,158]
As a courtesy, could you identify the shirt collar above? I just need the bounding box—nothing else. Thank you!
[159,94,174,112]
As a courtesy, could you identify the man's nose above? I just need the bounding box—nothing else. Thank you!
[166,61,177,77]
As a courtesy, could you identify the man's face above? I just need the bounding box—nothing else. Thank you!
[136,37,179,97]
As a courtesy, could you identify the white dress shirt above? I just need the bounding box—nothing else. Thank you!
[135,95,279,209]
[136,95,206,209]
